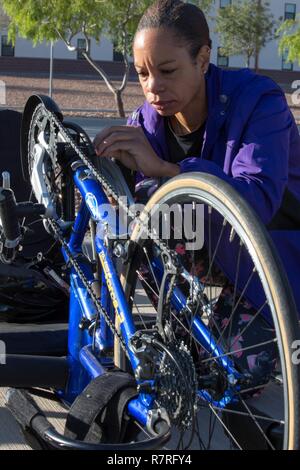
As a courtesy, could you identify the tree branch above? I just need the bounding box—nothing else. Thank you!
[82,25,91,55]
[115,0,135,93]
[82,51,116,94]
[119,31,130,93]
[55,28,76,52]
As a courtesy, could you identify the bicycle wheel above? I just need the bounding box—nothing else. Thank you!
[119,172,300,450]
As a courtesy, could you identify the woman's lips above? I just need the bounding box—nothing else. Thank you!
[152,100,175,110]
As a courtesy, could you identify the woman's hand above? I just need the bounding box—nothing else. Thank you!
[93,126,179,178]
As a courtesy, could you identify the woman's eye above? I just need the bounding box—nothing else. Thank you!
[161,69,176,75]
[137,72,148,78]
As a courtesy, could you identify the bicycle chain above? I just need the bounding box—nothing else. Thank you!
[30,104,179,358]
[48,217,130,358]
[49,108,173,253]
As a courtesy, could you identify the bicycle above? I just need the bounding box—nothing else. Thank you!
[1,94,300,450]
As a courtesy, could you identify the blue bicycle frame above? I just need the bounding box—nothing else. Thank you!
[58,162,241,427]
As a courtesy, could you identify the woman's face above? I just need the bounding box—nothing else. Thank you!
[133,27,210,117]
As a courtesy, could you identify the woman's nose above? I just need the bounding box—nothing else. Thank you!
[146,75,164,94]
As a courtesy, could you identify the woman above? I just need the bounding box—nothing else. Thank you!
[94,0,300,443]
[94,0,300,304]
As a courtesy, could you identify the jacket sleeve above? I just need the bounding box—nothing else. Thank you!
[178,92,293,225]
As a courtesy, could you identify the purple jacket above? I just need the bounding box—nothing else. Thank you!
[127,63,300,313]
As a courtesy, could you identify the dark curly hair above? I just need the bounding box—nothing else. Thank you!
[135,0,212,59]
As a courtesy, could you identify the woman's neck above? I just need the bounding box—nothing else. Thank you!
[170,82,207,136]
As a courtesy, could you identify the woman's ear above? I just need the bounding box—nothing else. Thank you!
[197,45,211,74]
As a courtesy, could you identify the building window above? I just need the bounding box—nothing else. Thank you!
[284,3,296,20]
[282,50,293,71]
[1,35,14,57]
[77,38,89,60]
[217,48,229,67]
[220,0,231,7]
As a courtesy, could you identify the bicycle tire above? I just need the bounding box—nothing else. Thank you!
[119,172,300,450]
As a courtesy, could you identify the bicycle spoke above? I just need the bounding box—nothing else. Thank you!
[169,309,212,359]
[130,296,147,330]
[201,338,278,364]
[143,246,160,294]
[239,398,275,449]
[208,206,214,367]
[176,432,184,450]
[169,306,251,390]
[207,407,218,449]
[230,300,268,350]
[204,403,284,425]
[206,219,227,282]
[168,308,240,409]
[203,217,230,360]
[194,414,206,450]
[215,268,256,348]
[205,207,226,375]
[207,404,242,450]
[227,242,243,349]
[136,270,159,299]
[191,201,196,313]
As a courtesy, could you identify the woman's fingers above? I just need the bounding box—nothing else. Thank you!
[93,126,139,152]
[93,126,125,146]
[93,125,166,176]
[98,141,138,170]
[95,130,137,156]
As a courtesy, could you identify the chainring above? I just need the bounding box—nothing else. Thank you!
[28,104,64,217]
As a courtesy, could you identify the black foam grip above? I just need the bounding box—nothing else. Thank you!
[0,188,20,241]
